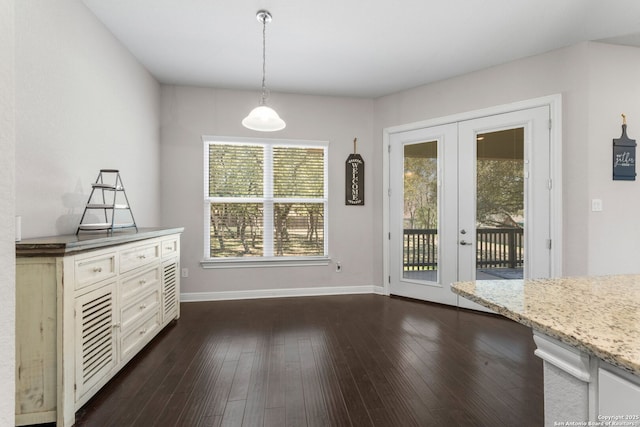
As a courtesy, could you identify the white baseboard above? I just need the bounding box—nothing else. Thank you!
[181,285,386,302]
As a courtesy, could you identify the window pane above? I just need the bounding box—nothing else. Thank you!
[209,144,263,197]
[205,138,328,261]
[209,203,263,257]
[273,147,324,198]
[273,203,324,256]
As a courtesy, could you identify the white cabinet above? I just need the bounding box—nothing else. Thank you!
[533,331,640,426]
[15,228,182,427]
[162,260,180,322]
[599,365,640,424]
[74,281,118,403]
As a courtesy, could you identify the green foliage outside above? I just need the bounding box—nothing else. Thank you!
[402,139,524,272]
[403,148,524,230]
[476,158,524,228]
[208,144,325,258]
[404,156,438,230]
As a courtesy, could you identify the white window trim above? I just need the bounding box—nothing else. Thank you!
[200,257,330,269]
[201,135,329,268]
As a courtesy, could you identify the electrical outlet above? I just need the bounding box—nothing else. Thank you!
[181,268,189,278]
[591,199,603,212]
[336,262,342,272]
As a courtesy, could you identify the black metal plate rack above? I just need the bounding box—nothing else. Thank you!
[76,169,138,234]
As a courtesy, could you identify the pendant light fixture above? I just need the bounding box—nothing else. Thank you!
[242,10,286,132]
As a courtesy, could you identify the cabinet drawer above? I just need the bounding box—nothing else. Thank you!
[121,311,161,361]
[120,266,160,301]
[121,289,160,330]
[161,238,179,258]
[75,252,117,289]
[120,242,160,273]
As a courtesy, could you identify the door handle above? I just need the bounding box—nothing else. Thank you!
[459,240,473,246]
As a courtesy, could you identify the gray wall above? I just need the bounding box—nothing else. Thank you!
[585,42,640,274]
[0,1,15,424]
[15,0,161,239]
[160,86,377,295]
[374,42,640,276]
[12,3,640,298]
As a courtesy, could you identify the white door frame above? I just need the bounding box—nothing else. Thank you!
[382,94,563,296]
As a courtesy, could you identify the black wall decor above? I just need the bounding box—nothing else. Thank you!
[613,114,637,181]
[346,138,364,205]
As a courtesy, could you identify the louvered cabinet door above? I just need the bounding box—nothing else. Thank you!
[74,281,118,403]
[162,260,179,322]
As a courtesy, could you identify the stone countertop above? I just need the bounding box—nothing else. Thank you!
[452,275,640,376]
[16,227,184,257]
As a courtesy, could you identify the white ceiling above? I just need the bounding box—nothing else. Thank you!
[82,0,640,98]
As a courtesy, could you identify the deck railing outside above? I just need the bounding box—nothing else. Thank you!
[404,228,524,270]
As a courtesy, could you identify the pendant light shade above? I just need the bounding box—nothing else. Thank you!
[242,10,286,132]
[242,104,286,132]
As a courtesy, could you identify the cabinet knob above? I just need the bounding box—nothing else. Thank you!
[140,304,147,310]
[112,323,121,329]
[139,280,146,285]
[93,267,103,273]
[138,254,146,259]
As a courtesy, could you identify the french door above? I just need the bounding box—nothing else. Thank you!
[388,107,551,309]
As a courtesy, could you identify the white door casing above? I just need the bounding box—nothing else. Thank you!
[383,96,562,307]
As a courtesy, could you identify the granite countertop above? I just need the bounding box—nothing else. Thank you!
[452,275,640,376]
[16,227,184,257]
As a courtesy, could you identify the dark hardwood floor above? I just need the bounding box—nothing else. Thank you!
[72,294,543,427]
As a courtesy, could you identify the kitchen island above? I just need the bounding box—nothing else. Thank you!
[452,276,640,427]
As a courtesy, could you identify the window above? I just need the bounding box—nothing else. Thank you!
[203,136,328,266]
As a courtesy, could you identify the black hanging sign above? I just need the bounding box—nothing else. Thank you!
[613,114,637,181]
[346,138,365,205]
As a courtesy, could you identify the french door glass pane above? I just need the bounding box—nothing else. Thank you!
[475,128,524,280]
[403,141,438,282]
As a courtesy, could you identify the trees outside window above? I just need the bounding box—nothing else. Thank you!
[204,138,328,260]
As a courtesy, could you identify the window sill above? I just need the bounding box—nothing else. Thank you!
[200,257,331,269]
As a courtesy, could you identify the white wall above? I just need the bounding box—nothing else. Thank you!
[15,0,161,239]
[374,42,640,277]
[0,1,16,424]
[160,85,377,295]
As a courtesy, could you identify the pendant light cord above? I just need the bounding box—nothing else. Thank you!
[242,10,285,131]
[261,16,268,105]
